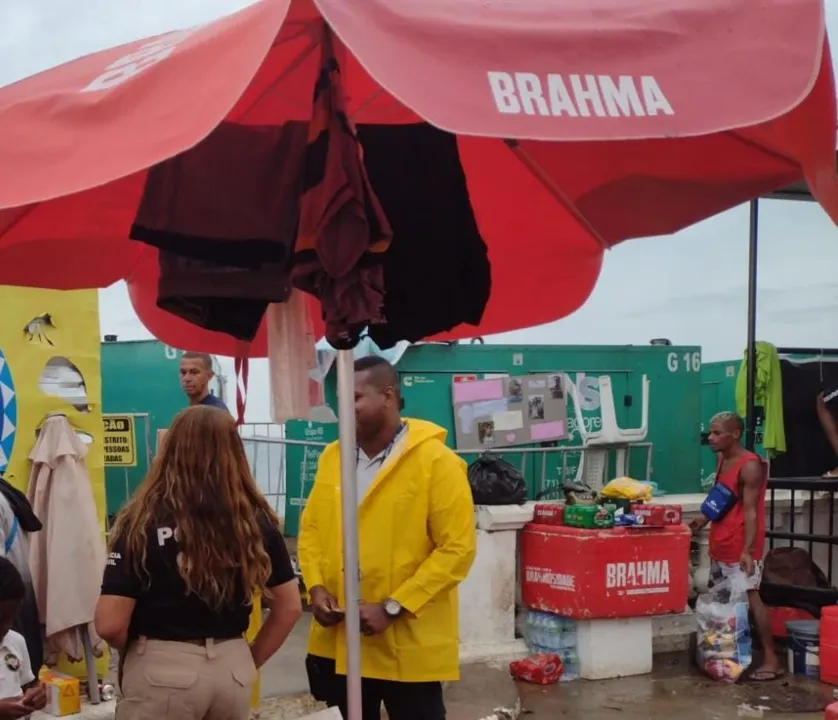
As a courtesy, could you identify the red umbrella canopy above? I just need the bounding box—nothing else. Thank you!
[0,0,836,356]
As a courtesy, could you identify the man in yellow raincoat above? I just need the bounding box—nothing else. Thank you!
[298,356,476,720]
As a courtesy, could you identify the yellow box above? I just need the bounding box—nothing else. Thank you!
[39,668,82,717]
[247,595,262,709]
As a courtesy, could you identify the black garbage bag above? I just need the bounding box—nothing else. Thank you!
[467,454,527,505]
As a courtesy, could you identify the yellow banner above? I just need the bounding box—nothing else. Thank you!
[0,286,109,679]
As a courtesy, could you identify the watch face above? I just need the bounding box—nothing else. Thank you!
[385,599,401,616]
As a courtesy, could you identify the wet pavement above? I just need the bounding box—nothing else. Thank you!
[55,620,838,719]
[79,618,520,720]
[516,654,834,718]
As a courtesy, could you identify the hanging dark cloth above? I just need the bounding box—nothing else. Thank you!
[291,28,392,350]
[357,123,491,349]
[131,121,309,341]
[0,477,41,533]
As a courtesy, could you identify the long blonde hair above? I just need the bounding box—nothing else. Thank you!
[109,405,278,608]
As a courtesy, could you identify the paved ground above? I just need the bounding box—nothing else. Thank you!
[255,621,520,720]
[60,617,519,720]
[39,618,838,719]
[517,653,835,719]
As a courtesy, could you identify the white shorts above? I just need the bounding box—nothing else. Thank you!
[709,559,763,591]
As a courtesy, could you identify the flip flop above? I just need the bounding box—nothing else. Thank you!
[822,470,838,479]
[749,669,785,682]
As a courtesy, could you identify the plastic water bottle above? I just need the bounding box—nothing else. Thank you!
[544,614,561,652]
[561,619,577,650]
[559,649,580,681]
[533,613,546,651]
[526,611,542,652]
[525,611,536,651]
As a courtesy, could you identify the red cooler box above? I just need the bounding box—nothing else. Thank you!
[521,524,691,619]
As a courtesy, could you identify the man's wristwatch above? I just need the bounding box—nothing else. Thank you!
[382,598,403,618]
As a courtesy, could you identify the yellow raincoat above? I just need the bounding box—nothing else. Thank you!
[298,418,476,683]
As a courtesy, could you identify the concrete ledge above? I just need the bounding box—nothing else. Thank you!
[652,608,696,655]
[460,639,529,665]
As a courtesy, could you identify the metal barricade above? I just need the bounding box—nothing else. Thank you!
[761,476,838,610]
[237,424,654,522]
[239,423,288,515]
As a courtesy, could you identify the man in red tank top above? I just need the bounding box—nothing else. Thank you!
[690,412,781,680]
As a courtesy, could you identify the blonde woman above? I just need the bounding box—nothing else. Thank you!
[95,406,301,720]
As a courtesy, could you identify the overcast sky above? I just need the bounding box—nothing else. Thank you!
[2,0,838,422]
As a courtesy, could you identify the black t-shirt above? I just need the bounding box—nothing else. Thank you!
[101,512,295,641]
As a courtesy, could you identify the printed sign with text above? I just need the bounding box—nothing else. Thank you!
[103,414,137,467]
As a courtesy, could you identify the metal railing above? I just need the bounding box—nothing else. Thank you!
[240,422,654,522]
[239,424,289,516]
[456,442,654,499]
[762,476,838,612]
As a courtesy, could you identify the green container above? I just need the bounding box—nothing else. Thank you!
[699,358,775,490]
[100,340,187,518]
[564,504,597,529]
[325,343,703,499]
[100,339,226,519]
[564,504,614,529]
[283,420,338,536]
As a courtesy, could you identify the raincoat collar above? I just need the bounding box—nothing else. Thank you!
[352,417,447,506]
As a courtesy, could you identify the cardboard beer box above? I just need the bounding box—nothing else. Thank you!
[631,503,683,527]
[533,503,564,526]
[38,668,81,717]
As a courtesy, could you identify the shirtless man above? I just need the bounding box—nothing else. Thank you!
[690,411,781,681]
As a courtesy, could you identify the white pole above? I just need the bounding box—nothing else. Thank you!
[336,349,362,720]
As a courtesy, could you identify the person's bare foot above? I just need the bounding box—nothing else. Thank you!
[823,467,838,479]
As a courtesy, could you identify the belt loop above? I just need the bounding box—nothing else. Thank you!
[136,636,148,656]
[205,638,216,660]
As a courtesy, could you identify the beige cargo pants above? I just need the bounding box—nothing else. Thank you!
[116,636,256,720]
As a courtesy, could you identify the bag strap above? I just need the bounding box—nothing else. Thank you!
[5,515,19,554]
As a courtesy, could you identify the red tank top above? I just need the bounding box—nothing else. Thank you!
[708,451,767,564]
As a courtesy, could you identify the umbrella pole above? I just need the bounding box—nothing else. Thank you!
[336,349,363,720]
[745,199,759,451]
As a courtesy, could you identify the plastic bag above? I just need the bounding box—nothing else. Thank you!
[600,476,653,503]
[467,455,527,505]
[695,575,753,682]
[509,654,564,685]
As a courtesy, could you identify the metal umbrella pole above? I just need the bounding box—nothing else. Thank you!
[336,349,363,720]
[744,198,759,451]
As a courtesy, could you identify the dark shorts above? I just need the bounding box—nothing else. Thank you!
[306,655,445,720]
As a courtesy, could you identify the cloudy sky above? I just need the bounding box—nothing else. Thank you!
[2,0,838,422]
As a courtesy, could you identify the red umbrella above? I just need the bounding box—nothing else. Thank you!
[0,0,835,358]
[2,3,837,717]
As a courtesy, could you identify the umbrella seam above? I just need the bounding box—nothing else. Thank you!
[504,139,609,250]
[230,32,320,122]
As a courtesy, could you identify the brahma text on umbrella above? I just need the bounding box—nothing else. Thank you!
[488,72,674,118]
[83,29,196,93]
